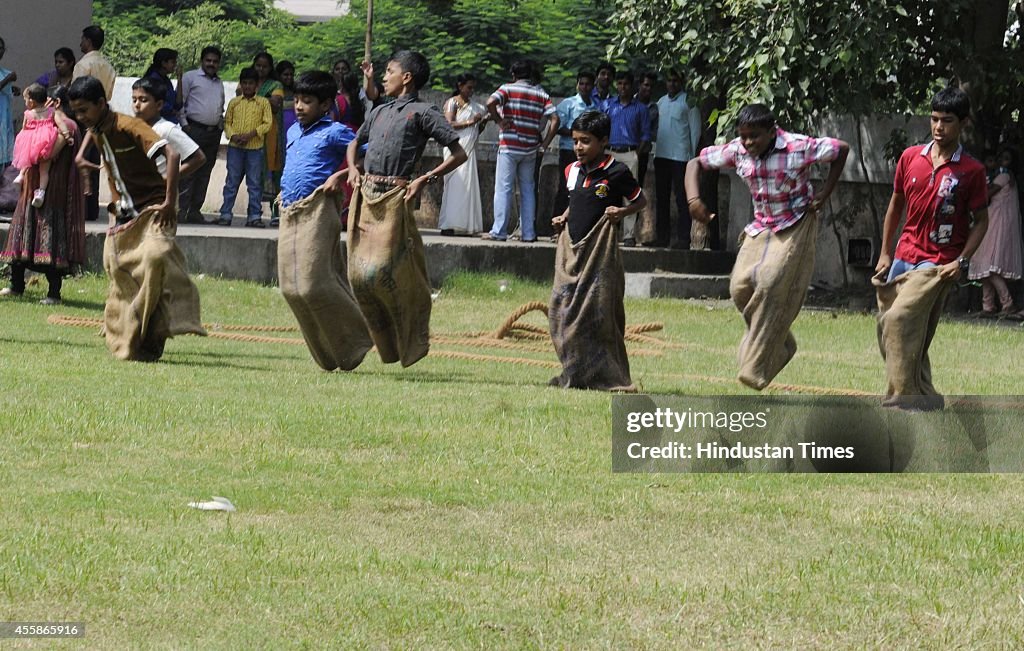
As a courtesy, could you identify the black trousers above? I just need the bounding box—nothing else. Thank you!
[178,124,223,222]
[9,263,63,299]
[653,157,692,247]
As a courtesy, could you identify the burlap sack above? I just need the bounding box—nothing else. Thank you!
[729,213,817,390]
[102,209,205,361]
[347,183,431,367]
[873,266,952,410]
[278,188,374,371]
[549,216,635,391]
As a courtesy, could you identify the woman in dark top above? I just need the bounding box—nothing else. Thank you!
[144,48,182,124]
[35,47,75,91]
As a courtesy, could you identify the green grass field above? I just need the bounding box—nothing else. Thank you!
[1,271,1023,648]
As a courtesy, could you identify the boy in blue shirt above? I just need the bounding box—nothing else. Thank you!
[277,70,373,371]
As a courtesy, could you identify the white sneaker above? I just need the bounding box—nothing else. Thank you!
[39,297,62,305]
[12,173,22,185]
[31,189,45,208]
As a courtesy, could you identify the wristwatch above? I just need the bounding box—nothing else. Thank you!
[957,256,970,270]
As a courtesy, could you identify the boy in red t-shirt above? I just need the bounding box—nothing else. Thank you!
[874,87,989,409]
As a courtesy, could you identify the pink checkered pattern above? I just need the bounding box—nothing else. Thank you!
[700,129,842,235]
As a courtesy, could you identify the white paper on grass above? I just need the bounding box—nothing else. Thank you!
[187,496,237,512]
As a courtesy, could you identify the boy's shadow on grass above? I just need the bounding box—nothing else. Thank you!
[0,335,97,350]
[381,368,527,386]
[54,299,107,311]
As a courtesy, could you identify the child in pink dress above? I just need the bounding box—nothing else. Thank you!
[11,83,70,207]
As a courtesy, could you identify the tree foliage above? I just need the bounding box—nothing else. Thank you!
[610,0,1019,148]
[93,0,648,97]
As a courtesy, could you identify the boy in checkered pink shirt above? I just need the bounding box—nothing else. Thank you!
[685,104,849,390]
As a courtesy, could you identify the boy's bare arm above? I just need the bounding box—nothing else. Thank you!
[810,140,850,211]
[406,142,468,200]
[154,143,180,227]
[875,192,907,274]
[178,149,207,178]
[684,157,714,223]
[551,207,569,232]
[346,139,363,187]
[75,131,99,171]
[361,62,378,102]
[605,193,647,223]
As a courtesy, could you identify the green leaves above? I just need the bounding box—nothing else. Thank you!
[607,0,1013,140]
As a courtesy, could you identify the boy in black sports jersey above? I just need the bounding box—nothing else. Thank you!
[549,111,647,391]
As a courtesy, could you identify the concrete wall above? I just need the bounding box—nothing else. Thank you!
[0,1,92,122]
[96,78,986,293]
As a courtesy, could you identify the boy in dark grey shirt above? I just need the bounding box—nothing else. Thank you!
[347,50,465,197]
[344,51,467,368]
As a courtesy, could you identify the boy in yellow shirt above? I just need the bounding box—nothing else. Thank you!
[218,67,272,227]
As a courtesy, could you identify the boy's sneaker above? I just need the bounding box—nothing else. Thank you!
[216,216,233,226]
[245,219,266,228]
[269,218,279,228]
[31,189,45,208]
[39,297,61,306]
[13,173,23,185]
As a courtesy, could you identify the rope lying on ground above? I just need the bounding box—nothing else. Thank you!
[46,305,873,396]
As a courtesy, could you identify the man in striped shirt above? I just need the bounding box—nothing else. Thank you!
[483,60,558,243]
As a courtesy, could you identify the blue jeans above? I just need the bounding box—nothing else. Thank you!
[491,149,537,241]
[887,258,937,283]
[220,146,264,221]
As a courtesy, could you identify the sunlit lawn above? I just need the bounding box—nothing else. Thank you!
[1,271,1022,648]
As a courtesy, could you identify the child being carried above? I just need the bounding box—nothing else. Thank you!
[11,83,72,207]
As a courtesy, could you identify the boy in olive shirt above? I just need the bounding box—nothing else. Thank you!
[70,75,203,362]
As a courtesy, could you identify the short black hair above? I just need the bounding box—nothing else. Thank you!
[571,110,610,140]
[239,67,259,83]
[68,75,106,103]
[276,60,295,77]
[132,76,168,102]
[333,58,351,71]
[615,70,634,85]
[54,47,75,64]
[48,85,70,109]
[152,48,178,67]
[451,72,476,96]
[510,60,533,80]
[596,61,616,76]
[389,50,430,90]
[931,87,971,121]
[201,45,222,60]
[736,103,776,130]
[82,25,105,50]
[294,70,336,103]
[576,69,595,84]
[641,71,657,84]
[24,83,47,105]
